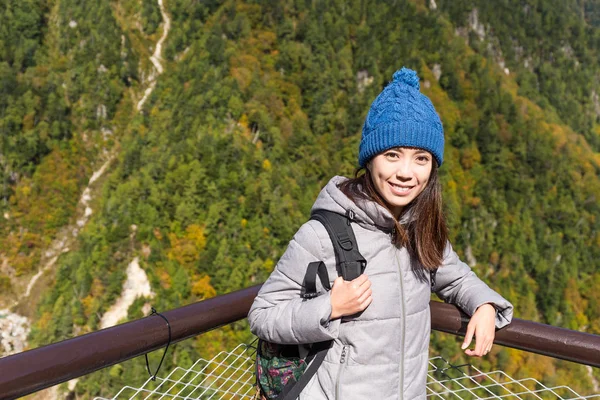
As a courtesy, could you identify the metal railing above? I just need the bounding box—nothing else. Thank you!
[1,284,599,399]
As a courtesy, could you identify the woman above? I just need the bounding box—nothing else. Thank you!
[248,67,513,399]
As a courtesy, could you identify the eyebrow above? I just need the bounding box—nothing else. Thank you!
[390,147,430,155]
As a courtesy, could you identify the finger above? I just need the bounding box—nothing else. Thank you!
[461,324,475,350]
[358,277,372,290]
[488,334,495,350]
[359,295,373,310]
[355,281,371,297]
[472,326,489,356]
[357,288,372,303]
[474,332,486,356]
[485,337,495,353]
[332,276,344,287]
[352,274,369,286]
[464,348,479,357]
[466,336,488,357]
[480,336,494,356]
[351,275,369,291]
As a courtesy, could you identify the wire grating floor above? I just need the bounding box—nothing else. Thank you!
[96,342,599,400]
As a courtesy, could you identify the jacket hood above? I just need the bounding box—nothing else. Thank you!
[311,176,399,231]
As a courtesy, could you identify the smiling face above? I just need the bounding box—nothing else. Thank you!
[367,147,433,218]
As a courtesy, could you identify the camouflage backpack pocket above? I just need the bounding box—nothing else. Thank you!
[256,340,308,399]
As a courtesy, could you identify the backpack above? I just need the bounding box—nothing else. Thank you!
[255,209,366,400]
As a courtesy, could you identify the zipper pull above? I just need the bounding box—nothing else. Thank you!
[340,345,348,364]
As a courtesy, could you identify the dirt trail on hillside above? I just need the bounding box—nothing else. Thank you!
[137,0,171,111]
[22,157,113,301]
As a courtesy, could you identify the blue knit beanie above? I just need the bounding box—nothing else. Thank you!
[358,67,444,167]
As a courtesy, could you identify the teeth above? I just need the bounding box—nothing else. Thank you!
[390,182,412,192]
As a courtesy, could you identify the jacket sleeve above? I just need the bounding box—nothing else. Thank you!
[432,242,514,329]
[248,221,342,344]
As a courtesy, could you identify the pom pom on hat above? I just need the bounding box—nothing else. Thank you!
[392,67,420,90]
[358,67,444,167]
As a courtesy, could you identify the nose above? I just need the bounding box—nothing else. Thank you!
[395,159,413,181]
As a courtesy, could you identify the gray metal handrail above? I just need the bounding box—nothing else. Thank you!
[0,284,598,399]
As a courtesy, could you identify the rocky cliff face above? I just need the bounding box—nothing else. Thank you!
[0,309,29,356]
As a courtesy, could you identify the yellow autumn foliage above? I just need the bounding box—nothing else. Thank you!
[564,278,589,330]
[36,312,53,331]
[167,224,207,268]
[81,295,95,317]
[191,275,216,300]
[90,278,105,297]
[419,63,460,132]
[263,258,274,272]
[459,145,481,170]
[156,267,172,289]
[231,66,253,91]
[262,159,272,171]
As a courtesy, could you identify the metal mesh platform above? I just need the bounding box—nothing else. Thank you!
[97,343,599,399]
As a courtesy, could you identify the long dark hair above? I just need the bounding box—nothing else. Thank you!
[338,160,448,270]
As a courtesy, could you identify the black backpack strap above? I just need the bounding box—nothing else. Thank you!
[275,341,332,400]
[301,261,331,299]
[430,268,437,291]
[310,209,367,281]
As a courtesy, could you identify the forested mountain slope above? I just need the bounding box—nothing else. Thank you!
[0,0,138,304]
[0,0,599,397]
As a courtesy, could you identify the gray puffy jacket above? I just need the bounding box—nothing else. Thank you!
[248,176,513,399]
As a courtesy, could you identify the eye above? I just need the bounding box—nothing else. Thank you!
[384,151,400,159]
[416,155,430,164]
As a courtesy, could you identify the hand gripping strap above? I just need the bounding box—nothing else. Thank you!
[310,209,367,281]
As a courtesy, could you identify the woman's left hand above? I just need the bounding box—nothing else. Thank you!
[461,303,496,357]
